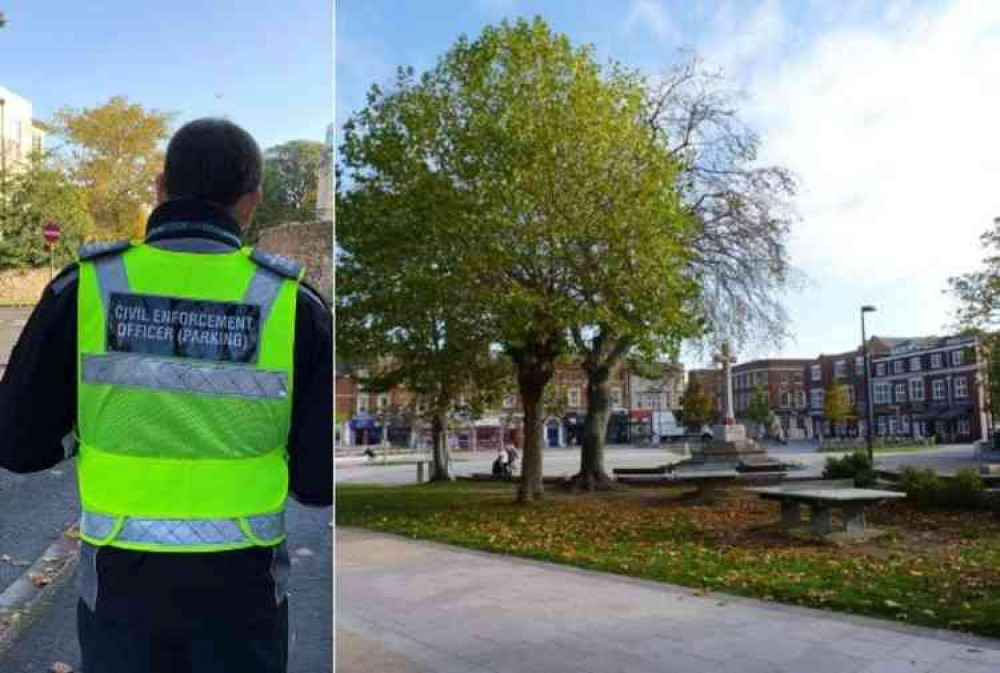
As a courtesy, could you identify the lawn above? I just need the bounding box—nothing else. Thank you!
[337,481,1000,638]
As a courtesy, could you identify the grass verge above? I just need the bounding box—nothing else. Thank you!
[338,481,1000,638]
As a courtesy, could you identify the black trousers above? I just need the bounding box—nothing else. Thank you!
[77,598,288,673]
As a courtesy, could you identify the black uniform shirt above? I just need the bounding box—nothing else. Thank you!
[0,199,332,629]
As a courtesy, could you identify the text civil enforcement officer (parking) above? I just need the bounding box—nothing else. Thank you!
[0,118,332,673]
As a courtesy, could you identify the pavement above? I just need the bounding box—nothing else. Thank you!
[337,528,1000,673]
[0,307,32,374]
[335,441,986,486]
[0,500,332,672]
[0,467,79,594]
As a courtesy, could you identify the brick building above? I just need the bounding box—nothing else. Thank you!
[732,359,812,438]
[868,335,989,443]
[336,359,684,450]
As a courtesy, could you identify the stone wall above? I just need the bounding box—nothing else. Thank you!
[0,268,51,306]
[257,221,333,304]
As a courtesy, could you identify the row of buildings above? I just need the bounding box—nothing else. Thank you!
[690,334,991,444]
[336,361,686,449]
[339,333,993,449]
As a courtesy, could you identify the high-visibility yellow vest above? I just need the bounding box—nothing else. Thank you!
[75,239,301,552]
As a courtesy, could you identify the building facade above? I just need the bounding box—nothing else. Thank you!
[868,335,988,443]
[336,359,683,450]
[0,86,45,174]
[732,359,812,439]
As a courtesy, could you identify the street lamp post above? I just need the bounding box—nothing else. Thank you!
[861,305,877,462]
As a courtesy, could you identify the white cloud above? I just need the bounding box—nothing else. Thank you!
[704,0,789,78]
[683,0,1000,361]
[745,0,1000,286]
[621,0,681,45]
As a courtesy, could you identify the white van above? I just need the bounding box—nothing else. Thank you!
[653,410,713,443]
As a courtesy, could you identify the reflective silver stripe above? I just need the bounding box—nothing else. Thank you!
[80,512,286,547]
[82,353,288,399]
[242,267,283,327]
[248,511,285,541]
[81,511,116,541]
[93,253,130,315]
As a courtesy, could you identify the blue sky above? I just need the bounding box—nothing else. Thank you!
[337,0,1000,369]
[2,1,332,150]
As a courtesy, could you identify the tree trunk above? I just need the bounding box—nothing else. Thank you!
[515,358,553,503]
[429,412,454,481]
[571,364,617,491]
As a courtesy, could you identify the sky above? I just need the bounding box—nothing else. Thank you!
[337,0,1000,370]
[1,1,332,150]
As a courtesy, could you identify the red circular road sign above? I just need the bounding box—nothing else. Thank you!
[42,221,61,244]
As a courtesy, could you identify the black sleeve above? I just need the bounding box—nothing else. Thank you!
[287,283,333,507]
[0,266,78,473]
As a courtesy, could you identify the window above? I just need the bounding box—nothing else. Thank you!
[415,401,425,414]
[611,387,623,408]
[873,382,891,404]
[894,383,906,403]
[811,364,821,382]
[793,372,803,384]
[568,388,581,407]
[377,394,390,410]
[876,362,887,377]
[893,360,904,374]
[888,416,898,435]
[855,356,865,375]
[955,377,968,399]
[357,395,369,414]
[780,391,791,407]
[457,394,468,407]
[910,356,921,372]
[910,379,925,401]
[504,395,516,408]
[834,361,846,379]
[932,380,946,401]
[931,353,943,369]
[877,416,887,436]
[796,391,806,408]
[810,389,825,409]
[951,350,964,367]
[901,414,911,433]
[846,387,855,406]
[958,417,971,436]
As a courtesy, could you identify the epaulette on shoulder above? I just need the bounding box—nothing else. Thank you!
[250,248,304,280]
[78,239,132,262]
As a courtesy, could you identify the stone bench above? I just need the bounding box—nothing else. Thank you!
[747,482,905,537]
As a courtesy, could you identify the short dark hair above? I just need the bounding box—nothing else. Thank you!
[163,118,262,207]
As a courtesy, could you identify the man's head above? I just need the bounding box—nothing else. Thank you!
[157,118,263,229]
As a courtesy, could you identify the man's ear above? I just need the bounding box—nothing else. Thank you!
[155,174,168,206]
[234,187,263,229]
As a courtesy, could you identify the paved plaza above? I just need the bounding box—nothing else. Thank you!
[337,528,1000,673]
[336,441,984,486]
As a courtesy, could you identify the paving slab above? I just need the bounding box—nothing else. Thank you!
[337,527,1000,673]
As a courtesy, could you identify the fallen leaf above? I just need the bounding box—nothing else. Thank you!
[49,662,74,673]
[29,573,51,588]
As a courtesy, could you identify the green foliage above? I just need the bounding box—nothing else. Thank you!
[680,378,715,431]
[0,154,92,269]
[339,18,702,494]
[899,467,984,510]
[250,140,327,241]
[822,450,875,487]
[743,384,771,427]
[898,467,942,508]
[53,96,172,240]
[943,469,985,509]
[824,384,855,433]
